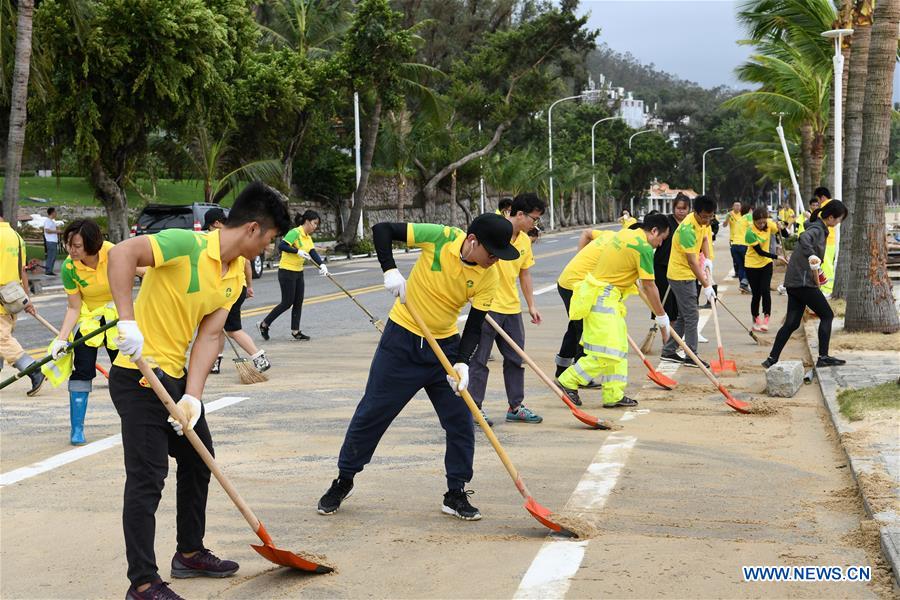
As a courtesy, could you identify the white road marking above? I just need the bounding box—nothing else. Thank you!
[534,284,557,296]
[330,269,368,276]
[514,432,638,599]
[0,396,249,487]
[544,239,559,244]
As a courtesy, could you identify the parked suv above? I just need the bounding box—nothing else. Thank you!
[131,202,267,278]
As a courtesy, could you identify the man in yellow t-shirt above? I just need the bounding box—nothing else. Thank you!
[554,227,616,382]
[107,182,290,598]
[778,203,796,236]
[660,195,717,367]
[317,213,518,522]
[722,201,751,291]
[0,216,44,395]
[469,193,545,425]
[557,215,671,407]
[814,187,836,295]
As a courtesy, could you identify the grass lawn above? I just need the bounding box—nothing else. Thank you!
[837,381,900,421]
[3,176,244,207]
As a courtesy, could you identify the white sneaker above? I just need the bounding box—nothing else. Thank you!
[697,332,709,343]
[251,350,271,372]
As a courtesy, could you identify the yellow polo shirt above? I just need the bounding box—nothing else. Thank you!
[389,223,499,338]
[491,231,535,314]
[667,212,709,281]
[620,217,637,230]
[744,219,779,269]
[113,229,243,377]
[819,198,836,246]
[0,222,26,316]
[279,227,315,271]
[726,211,748,246]
[557,230,616,290]
[590,228,655,292]
[61,241,115,311]
[778,208,796,224]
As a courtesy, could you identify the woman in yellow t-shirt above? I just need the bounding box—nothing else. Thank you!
[744,207,787,332]
[618,209,637,230]
[258,210,327,341]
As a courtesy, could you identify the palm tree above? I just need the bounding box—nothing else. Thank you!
[843,0,900,333]
[257,0,352,58]
[2,0,34,223]
[483,147,548,200]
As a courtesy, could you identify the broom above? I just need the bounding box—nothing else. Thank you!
[225,336,268,384]
[639,286,670,354]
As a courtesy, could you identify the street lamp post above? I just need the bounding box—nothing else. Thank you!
[547,94,588,230]
[353,92,363,239]
[590,116,623,224]
[701,147,724,196]
[822,28,853,266]
[626,129,654,216]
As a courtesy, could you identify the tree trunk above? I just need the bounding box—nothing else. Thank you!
[844,0,900,333]
[832,1,873,299]
[398,172,406,221]
[90,161,130,242]
[281,114,310,192]
[342,97,382,246]
[2,0,35,224]
[449,170,458,227]
[810,130,825,199]
[799,122,814,203]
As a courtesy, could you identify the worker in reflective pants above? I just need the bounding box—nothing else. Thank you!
[557,215,671,408]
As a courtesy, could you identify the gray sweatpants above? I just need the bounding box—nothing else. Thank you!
[468,311,525,410]
[662,279,699,355]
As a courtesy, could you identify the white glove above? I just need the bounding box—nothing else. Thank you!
[703,258,714,273]
[446,363,469,395]
[116,320,144,360]
[808,255,822,269]
[654,314,670,334]
[298,250,312,260]
[318,264,328,277]
[703,285,716,301]
[50,338,69,360]
[167,394,202,436]
[383,268,407,303]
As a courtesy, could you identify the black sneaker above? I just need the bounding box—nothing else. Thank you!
[292,331,311,341]
[126,580,185,600]
[210,355,222,375]
[26,370,45,397]
[683,355,710,369]
[761,357,777,369]
[816,355,847,367]
[317,478,354,515]
[581,379,603,389]
[603,396,639,408]
[442,489,482,521]
[256,321,270,341]
[479,408,493,428]
[555,380,582,406]
[171,549,238,578]
[660,352,684,365]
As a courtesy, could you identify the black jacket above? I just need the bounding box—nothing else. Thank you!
[784,220,827,288]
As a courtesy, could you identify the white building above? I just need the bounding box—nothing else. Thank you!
[646,181,697,214]
[618,92,646,129]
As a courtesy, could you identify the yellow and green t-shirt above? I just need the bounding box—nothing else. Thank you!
[61,241,115,311]
[778,208,796,224]
[819,198,836,246]
[491,231,535,314]
[113,229,243,377]
[389,223,499,338]
[0,222,26,316]
[726,211,749,246]
[620,216,637,230]
[744,219,779,269]
[557,230,616,290]
[667,212,709,281]
[590,228,655,292]
[279,227,315,271]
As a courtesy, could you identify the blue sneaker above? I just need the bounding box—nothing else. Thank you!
[506,404,543,423]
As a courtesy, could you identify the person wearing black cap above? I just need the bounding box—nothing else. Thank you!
[316,214,518,522]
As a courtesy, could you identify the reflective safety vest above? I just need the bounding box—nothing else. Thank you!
[796,213,806,234]
[41,342,73,387]
[77,302,119,350]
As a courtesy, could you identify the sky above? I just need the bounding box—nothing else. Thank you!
[579,0,900,101]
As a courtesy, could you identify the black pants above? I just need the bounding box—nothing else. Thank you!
[263,269,305,331]
[745,263,773,319]
[70,318,118,390]
[110,366,214,587]
[556,284,584,376]
[769,287,834,361]
[337,320,474,490]
[224,286,247,332]
[651,270,679,321]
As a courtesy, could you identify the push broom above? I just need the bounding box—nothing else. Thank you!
[224,335,267,384]
[484,314,616,430]
[713,297,762,345]
[407,302,590,538]
[639,286,670,354]
[307,256,384,333]
[134,357,334,573]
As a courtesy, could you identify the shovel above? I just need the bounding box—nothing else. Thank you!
[708,297,738,375]
[406,303,583,538]
[626,333,678,390]
[484,314,616,430]
[133,358,334,573]
[32,312,110,379]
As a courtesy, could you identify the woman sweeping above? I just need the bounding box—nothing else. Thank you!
[744,207,786,332]
[762,200,848,369]
[257,210,327,341]
[51,219,144,445]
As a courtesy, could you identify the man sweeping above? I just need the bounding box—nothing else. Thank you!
[468,193,545,426]
[108,182,290,600]
[557,215,671,408]
[317,213,518,522]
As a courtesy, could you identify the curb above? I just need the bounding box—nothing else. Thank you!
[804,323,900,586]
